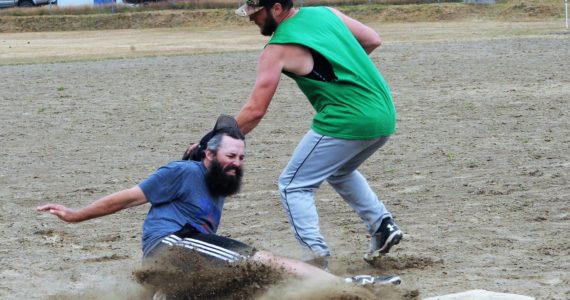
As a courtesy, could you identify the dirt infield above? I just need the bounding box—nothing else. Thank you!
[1,21,569,299]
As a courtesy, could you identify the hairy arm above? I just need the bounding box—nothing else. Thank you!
[236,45,285,134]
[329,7,382,54]
[37,186,148,223]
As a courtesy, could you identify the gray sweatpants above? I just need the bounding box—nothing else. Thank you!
[278,129,392,257]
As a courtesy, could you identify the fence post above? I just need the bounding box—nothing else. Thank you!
[564,0,568,30]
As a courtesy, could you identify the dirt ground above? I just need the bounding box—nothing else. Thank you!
[1,20,569,299]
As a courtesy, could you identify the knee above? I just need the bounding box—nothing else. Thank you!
[277,174,287,189]
[327,171,351,185]
[277,175,290,195]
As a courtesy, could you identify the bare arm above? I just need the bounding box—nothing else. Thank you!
[329,7,382,54]
[235,45,285,134]
[36,186,148,223]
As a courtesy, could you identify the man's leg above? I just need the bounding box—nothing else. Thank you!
[251,250,338,283]
[326,137,403,258]
[252,250,401,286]
[326,136,392,235]
[278,130,392,257]
[147,232,336,283]
[145,232,401,290]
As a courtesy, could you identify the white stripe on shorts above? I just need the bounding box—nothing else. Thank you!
[161,235,182,246]
[160,234,247,263]
[181,238,246,262]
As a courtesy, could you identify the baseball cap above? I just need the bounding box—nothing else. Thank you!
[235,0,264,17]
[210,114,241,135]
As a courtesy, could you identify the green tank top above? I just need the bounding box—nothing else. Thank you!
[267,7,396,139]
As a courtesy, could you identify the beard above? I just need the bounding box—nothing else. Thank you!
[205,159,243,197]
[261,11,278,36]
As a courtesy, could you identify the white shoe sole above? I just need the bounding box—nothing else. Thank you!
[363,230,403,263]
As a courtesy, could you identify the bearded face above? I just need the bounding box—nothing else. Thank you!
[205,157,243,197]
[261,8,278,36]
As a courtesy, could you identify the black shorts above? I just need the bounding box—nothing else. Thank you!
[145,225,256,265]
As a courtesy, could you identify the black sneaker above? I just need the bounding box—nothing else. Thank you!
[344,274,401,286]
[364,218,403,262]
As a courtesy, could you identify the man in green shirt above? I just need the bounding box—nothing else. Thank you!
[233,0,403,266]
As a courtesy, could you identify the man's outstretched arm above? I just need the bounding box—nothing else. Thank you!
[37,186,148,223]
[235,45,285,134]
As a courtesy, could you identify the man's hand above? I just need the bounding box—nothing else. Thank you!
[37,204,82,223]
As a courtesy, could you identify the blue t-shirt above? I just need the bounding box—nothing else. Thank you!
[138,160,224,255]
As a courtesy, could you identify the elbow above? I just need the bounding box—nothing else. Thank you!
[374,35,382,48]
[362,35,382,54]
[369,35,382,51]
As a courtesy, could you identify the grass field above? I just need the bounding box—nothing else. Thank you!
[0,0,566,32]
[1,1,569,299]
[0,20,566,65]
